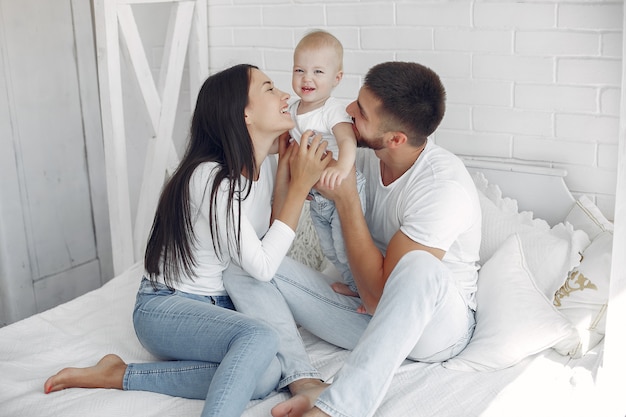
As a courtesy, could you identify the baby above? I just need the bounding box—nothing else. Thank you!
[288,29,366,297]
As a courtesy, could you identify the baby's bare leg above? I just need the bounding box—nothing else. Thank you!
[44,354,126,394]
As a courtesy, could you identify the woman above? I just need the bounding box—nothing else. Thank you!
[43,64,330,417]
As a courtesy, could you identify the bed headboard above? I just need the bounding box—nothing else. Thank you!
[463,158,576,226]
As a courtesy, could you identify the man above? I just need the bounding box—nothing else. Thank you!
[224,61,481,417]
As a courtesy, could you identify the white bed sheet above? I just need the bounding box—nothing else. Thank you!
[0,260,606,417]
[1,160,613,416]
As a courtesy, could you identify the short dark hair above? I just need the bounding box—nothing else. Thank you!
[364,61,446,146]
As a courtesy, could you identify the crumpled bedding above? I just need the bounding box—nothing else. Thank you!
[0,260,606,417]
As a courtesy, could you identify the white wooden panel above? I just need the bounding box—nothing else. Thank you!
[187,0,208,110]
[94,0,208,273]
[1,0,96,277]
[0,3,36,325]
[0,0,106,324]
[117,4,161,133]
[93,0,136,275]
[119,0,190,3]
[133,1,194,260]
[33,260,102,313]
[71,0,113,283]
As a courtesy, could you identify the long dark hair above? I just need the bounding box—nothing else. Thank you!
[144,64,258,288]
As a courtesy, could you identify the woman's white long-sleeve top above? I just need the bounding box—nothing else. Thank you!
[158,157,295,296]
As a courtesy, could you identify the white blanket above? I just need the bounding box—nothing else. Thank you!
[0,260,605,417]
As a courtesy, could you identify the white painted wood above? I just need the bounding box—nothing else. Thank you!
[93,0,208,273]
[133,1,194,261]
[19,3,95,276]
[187,0,208,110]
[93,0,136,275]
[71,0,113,283]
[0,0,106,324]
[118,0,189,3]
[0,3,36,325]
[33,259,102,312]
[117,4,161,134]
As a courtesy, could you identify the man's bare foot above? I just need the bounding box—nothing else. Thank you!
[43,354,127,394]
[331,282,358,297]
[271,378,328,417]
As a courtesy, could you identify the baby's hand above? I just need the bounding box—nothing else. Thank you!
[320,166,349,189]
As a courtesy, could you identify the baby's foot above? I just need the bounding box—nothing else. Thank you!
[331,281,359,297]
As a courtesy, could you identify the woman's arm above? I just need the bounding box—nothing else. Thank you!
[237,131,330,281]
[271,131,292,224]
[318,167,444,313]
[230,208,296,282]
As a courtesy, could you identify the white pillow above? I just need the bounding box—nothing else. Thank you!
[564,195,613,240]
[472,172,550,263]
[553,196,613,358]
[443,225,587,372]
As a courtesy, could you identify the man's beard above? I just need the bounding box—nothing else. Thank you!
[357,135,384,151]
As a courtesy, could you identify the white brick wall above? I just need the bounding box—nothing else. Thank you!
[204,0,622,219]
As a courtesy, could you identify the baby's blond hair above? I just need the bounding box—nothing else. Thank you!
[295,30,343,71]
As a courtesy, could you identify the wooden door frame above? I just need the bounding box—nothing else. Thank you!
[92,0,208,275]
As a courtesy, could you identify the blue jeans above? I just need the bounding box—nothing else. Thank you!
[126,278,281,417]
[224,252,475,417]
[309,170,367,293]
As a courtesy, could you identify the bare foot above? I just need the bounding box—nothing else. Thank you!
[43,354,127,394]
[271,379,328,417]
[331,282,358,297]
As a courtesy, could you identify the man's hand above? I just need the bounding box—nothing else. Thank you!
[314,164,358,204]
[319,166,350,190]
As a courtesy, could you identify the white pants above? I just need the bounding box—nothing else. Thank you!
[224,250,475,417]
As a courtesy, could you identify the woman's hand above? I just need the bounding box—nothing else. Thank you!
[271,130,331,231]
[288,130,332,192]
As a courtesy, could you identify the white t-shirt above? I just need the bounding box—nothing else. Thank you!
[356,142,481,309]
[289,96,352,155]
[152,157,295,296]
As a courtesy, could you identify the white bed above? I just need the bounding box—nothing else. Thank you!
[0,158,615,417]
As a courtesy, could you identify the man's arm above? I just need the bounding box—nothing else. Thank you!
[322,168,445,314]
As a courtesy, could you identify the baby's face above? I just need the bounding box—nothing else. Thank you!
[292,46,342,110]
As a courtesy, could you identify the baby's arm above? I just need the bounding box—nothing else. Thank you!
[321,122,357,189]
